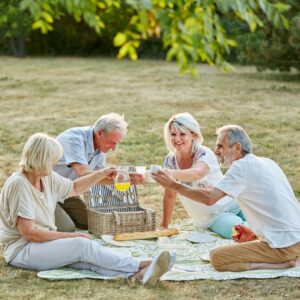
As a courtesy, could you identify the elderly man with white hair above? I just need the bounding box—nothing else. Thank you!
[153,125,300,272]
[54,113,142,232]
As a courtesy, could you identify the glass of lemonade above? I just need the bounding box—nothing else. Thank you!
[114,166,130,192]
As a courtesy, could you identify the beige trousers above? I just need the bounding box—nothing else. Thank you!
[210,240,300,272]
[55,196,88,232]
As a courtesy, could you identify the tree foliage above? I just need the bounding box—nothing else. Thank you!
[0,0,33,56]
[20,0,290,74]
[227,0,300,71]
[2,0,292,73]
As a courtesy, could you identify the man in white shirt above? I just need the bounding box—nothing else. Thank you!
[54,113,129,232]
[153,125,300,271]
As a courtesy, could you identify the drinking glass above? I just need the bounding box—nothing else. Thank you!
[114,167,130,192]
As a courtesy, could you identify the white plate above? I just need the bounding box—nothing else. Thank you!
[101,235,135,247]
[184,232,217,243]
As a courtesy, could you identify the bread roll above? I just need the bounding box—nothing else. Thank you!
[113,228,179,241]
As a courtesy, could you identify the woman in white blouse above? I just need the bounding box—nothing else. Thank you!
[161,113,246,238]
[0,133,173,286]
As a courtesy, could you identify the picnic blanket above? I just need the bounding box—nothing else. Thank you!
[37,220,300,281]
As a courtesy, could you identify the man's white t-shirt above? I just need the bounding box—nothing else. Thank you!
[215,154,300,248]
[164,146,236,228]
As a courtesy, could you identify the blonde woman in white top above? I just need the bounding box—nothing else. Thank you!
[0,133,173,286]
[161,113,246,238]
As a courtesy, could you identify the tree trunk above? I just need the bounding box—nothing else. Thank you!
[10,31,26,57]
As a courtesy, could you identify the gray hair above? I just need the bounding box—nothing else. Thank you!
[19,133,63,175]
[93,113,128,136]
[216,125,252,154]
[164,112,204,153]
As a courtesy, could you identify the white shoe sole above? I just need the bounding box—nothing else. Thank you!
[168,252,176,271]
[142,251,170,286]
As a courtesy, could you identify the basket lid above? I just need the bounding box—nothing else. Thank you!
[84,183,140,208]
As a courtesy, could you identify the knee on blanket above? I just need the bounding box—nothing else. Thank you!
[209,248,250,272]
[209,248,227,271]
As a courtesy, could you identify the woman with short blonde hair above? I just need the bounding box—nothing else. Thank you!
[19,133,63,175]
[0,133,172,286]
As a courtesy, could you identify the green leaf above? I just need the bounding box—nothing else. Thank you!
[31,19,44,30]
[166,44,179,61]
[249,21,257,32]
[41,11,53,23]
[281,16,289,30]
[128,46,138,60]
[97,2,107,9]
[227,39,237,47]
[258,0,267,13]
[114,32,127,47]
[117,42,130,59]
[272,3,290,13]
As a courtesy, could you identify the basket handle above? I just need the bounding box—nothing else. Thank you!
[145,209,152,226]
[113,211,122,225]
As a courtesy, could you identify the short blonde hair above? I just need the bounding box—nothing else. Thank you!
[164,112,204,153]
[19,133,63,175]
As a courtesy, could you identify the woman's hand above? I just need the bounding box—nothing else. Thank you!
[232,224,257,243]
[101,167,117,180]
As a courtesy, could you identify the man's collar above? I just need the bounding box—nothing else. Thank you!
[87,127,98,154]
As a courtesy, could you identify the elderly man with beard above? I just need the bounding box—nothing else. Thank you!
[153,125,300,272]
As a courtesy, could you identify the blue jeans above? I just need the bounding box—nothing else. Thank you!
[209,202,246,239]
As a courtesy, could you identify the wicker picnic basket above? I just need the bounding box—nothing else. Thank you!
[83,171,157,236]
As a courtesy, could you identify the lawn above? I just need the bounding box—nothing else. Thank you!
[0,57,299,299]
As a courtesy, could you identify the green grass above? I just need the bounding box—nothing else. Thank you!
[0,57,299,299]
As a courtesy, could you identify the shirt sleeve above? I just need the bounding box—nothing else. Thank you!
[214,162,246,198]
[59,133,88,165]
[50,172,73,203]
[5,178,35,226]
[193,147,219,173]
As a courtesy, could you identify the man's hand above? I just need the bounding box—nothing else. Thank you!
[129,172,144,185]
[152,169,178,189]
[232,224,257,243]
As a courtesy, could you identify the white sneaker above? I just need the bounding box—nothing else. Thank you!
[142,251,170,286]
[168,252,176,272]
